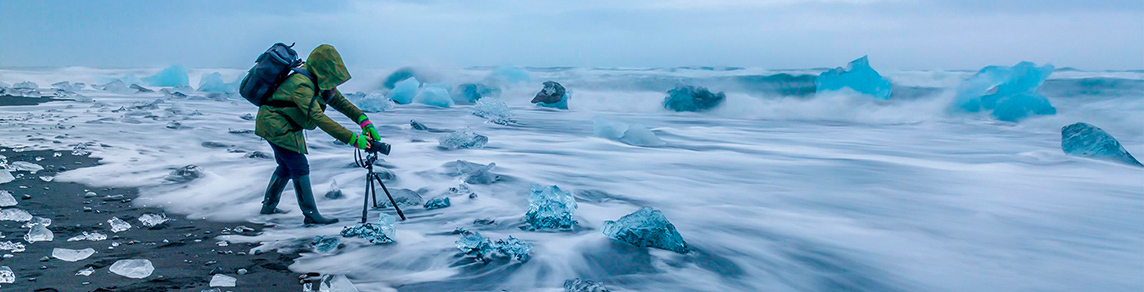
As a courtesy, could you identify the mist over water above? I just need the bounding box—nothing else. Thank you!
[2,67,1141,291]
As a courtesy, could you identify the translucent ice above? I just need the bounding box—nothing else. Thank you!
[345,92,395,113]
[383,67,420,89]
[96,80,133,94]
[197,72,239,93]
[313,274,359,292]
[21,216,50,228]
[312,236,340,253]
[9,161,44,173]
[210,274,236,287]
[487,66,530,85]
[470,98,515,125]
[454,83,500,104]
[524,184,578,230]
[52,81,85,92]
[387,77,420,104]
[410,120,429,131]
[815,56,892,100]
[340,213,396,244]
[445,160,500,184]
[12,81,37,89]
[0,241,25,253]
[325,179,344,199]
[950,62,1056,122]
[0,191,16,207]
[109,259,154,279]
[663,85,725,112]
[423,196,451,210]
[413,87,454,107]
[108,217,132,233]
[0,209,32,222]
[166,164,203,183]
[494,236,533,261]
[602,207,689,253]
[532,81,569,109]
[593,118,666,147]
[52,248,96,262]
[0,171,12,185]
[143,65,190,87]
[1061,123,1142,166]
[376,188,423,208]
[0,266,12,284]
[138,213,170,228]
[454,229,495,261]
[24,225,53,243]
[67,231,108,241]
[564,278,610,292]
[438,128,488,150]
[76,266,95,276]
[131,84,154,93]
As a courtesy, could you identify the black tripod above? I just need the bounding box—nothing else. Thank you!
[354,146,406,223]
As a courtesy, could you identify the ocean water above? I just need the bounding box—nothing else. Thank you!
[1,66,1141,291]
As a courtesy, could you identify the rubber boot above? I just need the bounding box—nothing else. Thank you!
[293,175,339,225]
[259,173,290,215]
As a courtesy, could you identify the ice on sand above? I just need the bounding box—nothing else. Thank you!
[663,85,725,112]
[423,196,451,210]
[344,92,395,113]
[139,213,170,228]
[312,236,340,253]
[438,128,488,150]
[0,266,13,284]
[593,118,666,147]
[444,160,500,184]
[166,165,203,183]
[68,231,108,241]
[376,188,423,208]
[564,278,610,292]
[388,77,420,104]
[816,56,892,100]
[52,248,96,262]
[108,217,132,233]
[470,98,515,125]
[414,87,454,107]
[494,236,532,261]
[0,209,32,222]
[0,241,26,253]
[198,72,239,93]
[96,80,133,94]
[76,266,95,276]
[210,274,237,287]
[308,274,359,292]
[0,191,16,207]
[21,216,51,228]
[325,179,344,199]
[0,171,13,185]
[24,225,54,243]
[454,229,533,262]
[1061,122,1143,166]
[524,184,578,230]
[950,61,1056,122]
[109,259,154,279]
[143,65,190,87]
[9,161,44,174]
[340,213,396,244]
[602,207,689,253]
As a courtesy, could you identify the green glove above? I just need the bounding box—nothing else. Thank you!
[349,132,370,150]
[358,115,381,141]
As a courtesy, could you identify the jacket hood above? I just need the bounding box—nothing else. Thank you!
[304,44,351,90]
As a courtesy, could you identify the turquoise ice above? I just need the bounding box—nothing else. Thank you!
[951,62,1057,122]
[524,184,577,230]
[424,196,451,210]
[142,65,190,87]
[340,213,396,244]
[1061,122,1142,166]
[387,77,420,104]
[663,85,725,112]
[413,87,454,107]
[602,207,689,253]
[197,72,238,93]
[815,56,892,99]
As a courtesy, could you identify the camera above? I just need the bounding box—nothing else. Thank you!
[368,140,391,155]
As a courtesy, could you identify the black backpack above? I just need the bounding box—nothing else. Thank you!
[239,43,318,106]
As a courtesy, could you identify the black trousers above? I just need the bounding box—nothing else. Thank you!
[269,142,310,179]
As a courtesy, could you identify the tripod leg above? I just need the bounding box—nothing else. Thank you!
[373,175,406,221]
[369,174,380,208]
[362,172,373,224]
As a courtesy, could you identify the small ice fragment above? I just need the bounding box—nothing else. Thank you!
[340,213,396,244]
[9,161,44,174]
[663,85,725,112]
[139,213,169,228]
[108,217,132,233]
[76,266,95,276]
[315,274,359,292]
[166,165,203,183]
[21,217,50,228]
[387,77,420,104]
[1061,122,1142,166]
[0,171,13,185]
[423,196,451,210]
[312,236,340,253]
[24,225,54,243]
[470,98,515,125]
[240,113,255,121]
[410,119,429,131]
[38,175,54,182]
[345,92,395,112]
[444,160,500,184]
[375,188,422,208]
[0,266,13,284]
[524,184,578,230]
[325,179,344,199]
[198,72,239,93]
[166,121,183,129]
[72,144,91,156]
[816,56,893,99]
[593,118,666,147]
[454,229,494,261]
[67,231,108,242]
[413,87,454,107]
[564,278,610,292]
[531,81,569,109]
[0,191,16,207]
[143,65,190,87]
[438,127,488,150]
[0,241,26,253]
[602,207,689,253]
[109,259,154,279]
[130,84,154,93]
[13,81,38,89]
[494,236,532,261]
[52,248,96,262]
[0,209,32,222]
[210,274,237,287]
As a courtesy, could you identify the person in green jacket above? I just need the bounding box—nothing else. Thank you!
[254,44,382,225]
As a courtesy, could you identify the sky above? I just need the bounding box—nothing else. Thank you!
[1,0,1141,70]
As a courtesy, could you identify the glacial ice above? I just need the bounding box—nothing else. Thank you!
[388,77,420,104]
[1061,122,1142,166]
[96,80,133,94]
[410,120,429,131]
[311,274,359,292]
[24,225,53,243]
[143,65,190,87]
[494,236,533,261]
[453,229,533,262]
[0,241,25,253]
[138,213,170,228]
[438,128,489,150]
[340,213,396,244]
[413,87,454,107]
[108,217,132,233]
[593,118,666,147]
[52,248,96,262]
[12,81,37,89]
[325,179,344,199]
[131,84,154,93]
[816,56,893,100]
[76,266,95,276]
[951,62,1057,122]
[198,72,239,93]
[312,236,340,253]
[488,67,531,85]
[423,196,451,210]
[524,184,578,230]
[166,164,203,183]
[10,161,44,173]
[0,171,12,185]
[532,81,569,109]
[383,67,420,89]
[0,266,12,284]
[67,231,108,241]
[602,207,689,253]
[0,191,16,207]
[109,259,154,279]
[454,83,500,104]
[52,81,86,92]
[564,278,610,292]
[210,274,237,287]
[470,98,515,125]
[376,189,423,208]
[345,92,395,113]
[0,209,32,222]
[663,85,725,112]
[446,160,500,184]
[21,216,50,228]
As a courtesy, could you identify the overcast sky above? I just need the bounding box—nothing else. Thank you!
[2,0,1141,70]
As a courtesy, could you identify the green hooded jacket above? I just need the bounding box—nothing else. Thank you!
[255,44,365,154]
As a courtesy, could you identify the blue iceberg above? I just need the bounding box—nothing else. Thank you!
[815,56,892,99]
[438,127,488,150]
[143,65,190,87]
[1061,123,1142,166]
[424,196,451,210]
[487,66,530,85]
[524,184,577,230]
[311,236,340,253]
[454,229,533,262]
[382,67,420,89]
[494,236,533,261]
[663,85,725,112]
[951,62,1057,122]
[388,77,420,104]
[340,213,397,244]
[532,81,569,109]
[345,92,395,113]
[445,160,500,184]
[197,72,239,93]
[454,83,500,104]
[564,278,610,292]
[414,87,454,107]
[593,118,666,147]
[602,207,689,253]
[470,98,516,125]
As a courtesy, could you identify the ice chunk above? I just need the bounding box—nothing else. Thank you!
[210,274,236,287]
[143,65,190,87]
[816,56,892,99]
[52,81,85,92]
[454,83,500,104]
[438,128,488,150]
[108,217,132,233]
[345,92,395,112]
[564,278,610,292]
[593,118,666,147]
[950,62,1056,122]
[602,207,689,253]
[444,160,500,184]
[24,225,53,243]
[52,248,96,262]
[470,98,516,125]
[325,179,344,199]
[494,236,533,261]
[0,191,16,207]
[67,231,108,242]
[0,209,32,222]
[198,72,239,93]
[532,81,569,110]
[423,196,451,210]
[1061,123,1143,166]
[454,229,494,261]
[240,113,255,121]
[0,171,12,185]
[382,67,420,89]
[487,66,530,85]
[12,81,38,89]
[410,120,429,131]
[340,213,396,244]
[72,144,91,156]
[39,175,54,182]
[0,266,12,284]
[412,87,453,108]
[663,85,725,112]
[138,213,169,228]
[311,274,359,292]
[98,79,135,94]
[76,266,95,276]
[0,241,26,253]
[524,184,578,230]
[131,84,154,93]
[312,236,340,253]
[166,164,203,183]
[376,188,422,208]
[21,216,50,228]
[109,259,154,279]
[9,161,44,174]
[387,77,420,104]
